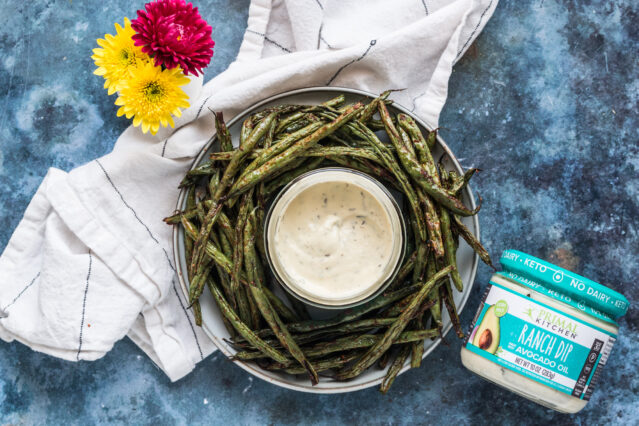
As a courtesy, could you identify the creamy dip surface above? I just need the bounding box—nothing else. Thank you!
[268,171,402,305]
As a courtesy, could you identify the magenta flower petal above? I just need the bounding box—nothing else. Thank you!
[131,0,214,76]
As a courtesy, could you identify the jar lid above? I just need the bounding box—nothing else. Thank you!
[500,249,629,319]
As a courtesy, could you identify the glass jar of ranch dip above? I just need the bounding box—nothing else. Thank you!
[264,168,405,309]
[461,249,629,413]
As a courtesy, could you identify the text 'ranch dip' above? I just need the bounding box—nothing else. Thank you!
[461,250,629,413]
[265,168,404,308]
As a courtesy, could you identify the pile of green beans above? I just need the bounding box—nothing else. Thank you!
[165,92,494,392]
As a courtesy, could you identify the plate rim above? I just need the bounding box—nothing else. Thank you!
[172,86,480,394]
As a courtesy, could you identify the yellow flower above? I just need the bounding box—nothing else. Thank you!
[115,61,190,135]
[92,18,149,95]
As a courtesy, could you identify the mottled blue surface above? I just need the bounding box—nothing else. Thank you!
[1,0,638,424]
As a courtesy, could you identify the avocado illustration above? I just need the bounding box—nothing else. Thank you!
[472,305,500,354]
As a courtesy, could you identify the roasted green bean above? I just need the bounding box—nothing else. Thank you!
[335,265,453,380]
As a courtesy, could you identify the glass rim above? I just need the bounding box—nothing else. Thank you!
[263,167,407,310]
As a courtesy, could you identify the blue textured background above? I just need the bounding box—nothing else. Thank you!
[1,0,637,424]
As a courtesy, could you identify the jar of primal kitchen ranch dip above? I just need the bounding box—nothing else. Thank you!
[461,250,629,413]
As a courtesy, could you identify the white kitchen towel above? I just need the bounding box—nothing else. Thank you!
[0,0,498,381]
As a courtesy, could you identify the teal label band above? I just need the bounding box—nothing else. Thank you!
[500,250,629,319]
[497,271,617,325]
[464,283,617,400]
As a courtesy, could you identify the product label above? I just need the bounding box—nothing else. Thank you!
[464,281,617,400]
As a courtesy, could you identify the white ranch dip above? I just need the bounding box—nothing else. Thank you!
[266,169,404,307]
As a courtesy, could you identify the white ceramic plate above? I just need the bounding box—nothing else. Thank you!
[173,87,479,393]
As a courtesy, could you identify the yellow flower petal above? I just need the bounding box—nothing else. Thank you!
[113,61,190,135]
[92,18,148,95]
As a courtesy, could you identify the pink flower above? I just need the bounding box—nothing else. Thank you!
[131,0,214,76]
